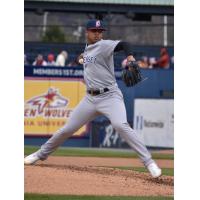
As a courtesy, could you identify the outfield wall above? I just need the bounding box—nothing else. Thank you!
[24,66,174,148]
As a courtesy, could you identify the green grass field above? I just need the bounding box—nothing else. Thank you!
[25,194,174,200]
[24,146,174,160]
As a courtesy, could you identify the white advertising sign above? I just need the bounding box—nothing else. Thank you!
[134,99,174,148]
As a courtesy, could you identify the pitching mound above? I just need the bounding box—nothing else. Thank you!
[25,156,173,196]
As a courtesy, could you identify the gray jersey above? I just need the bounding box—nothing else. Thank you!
[32,39,155,174]
[83,39,120,89]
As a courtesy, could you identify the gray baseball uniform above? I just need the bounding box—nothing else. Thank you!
[36,39,154,167]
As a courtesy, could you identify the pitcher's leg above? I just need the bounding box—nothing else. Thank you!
[98,96,153,167]
[36,97,99,160]
[112,122,153,167]
[114,121,162,177]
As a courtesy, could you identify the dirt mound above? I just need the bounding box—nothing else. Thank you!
[25,157,173,196]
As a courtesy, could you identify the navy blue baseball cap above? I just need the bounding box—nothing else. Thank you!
[86,19,106,31]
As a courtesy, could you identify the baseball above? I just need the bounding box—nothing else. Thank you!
[79,58,84,64]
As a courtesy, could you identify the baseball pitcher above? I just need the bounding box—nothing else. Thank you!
[24,19,161,178]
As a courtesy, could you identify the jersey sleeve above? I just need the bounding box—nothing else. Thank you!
[101,40,120,56]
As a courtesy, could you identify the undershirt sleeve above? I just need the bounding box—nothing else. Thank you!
[114,41,134,56]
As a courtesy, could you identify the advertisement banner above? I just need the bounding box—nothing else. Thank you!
[24,66,122,79]
[134,99,174,148]
[24,77,87,137]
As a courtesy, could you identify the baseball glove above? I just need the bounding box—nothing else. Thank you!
[122,61,142,87]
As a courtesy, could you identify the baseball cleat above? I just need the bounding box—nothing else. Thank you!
[147,162,162,178]
[24,152,40,165]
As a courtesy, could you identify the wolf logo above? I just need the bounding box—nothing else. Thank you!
[26,88,68,114]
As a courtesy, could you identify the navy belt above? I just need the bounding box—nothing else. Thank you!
[87,88,109,96]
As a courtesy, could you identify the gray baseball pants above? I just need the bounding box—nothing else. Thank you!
[36,87,154,167]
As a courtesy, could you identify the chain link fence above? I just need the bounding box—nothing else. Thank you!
[25,12,174,46]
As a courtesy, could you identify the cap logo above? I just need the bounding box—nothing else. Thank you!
[96,20,101,27]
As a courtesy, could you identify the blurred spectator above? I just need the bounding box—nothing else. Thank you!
[32,54,47,66]
[56,50,68,67]
[122,57,150,69]
[121,58,128,68]
[24,54,29,65]
[138,56,149,69]
[149,57,156,69]
[155,48,170,69]
[47,53,56,66]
